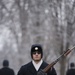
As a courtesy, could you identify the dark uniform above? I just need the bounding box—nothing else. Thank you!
[17,61,57,75]
[66,63,75,75]
[66,69,75,75]
[17,44,57,75]
[0,60,15,75]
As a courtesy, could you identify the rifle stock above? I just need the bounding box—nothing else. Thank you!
[42,46,75,73]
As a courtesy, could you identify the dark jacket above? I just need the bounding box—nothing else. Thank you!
[66,68,75,75]
[0,67,15,75]
[17,61,57,75]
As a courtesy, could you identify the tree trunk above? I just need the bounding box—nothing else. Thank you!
[60,57,66,75]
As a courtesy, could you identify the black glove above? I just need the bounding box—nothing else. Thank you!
[37,70,47,75]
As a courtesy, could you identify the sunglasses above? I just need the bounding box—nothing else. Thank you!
[32,51,41,54]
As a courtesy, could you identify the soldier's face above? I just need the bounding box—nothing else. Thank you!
[32,51,42,62]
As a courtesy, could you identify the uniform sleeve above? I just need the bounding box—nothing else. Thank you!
[11,69,15,75]
[66,70,69,75]
[17,66,25,75]
[47,67,57,75]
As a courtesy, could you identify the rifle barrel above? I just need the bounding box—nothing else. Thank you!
[42,46,75,73]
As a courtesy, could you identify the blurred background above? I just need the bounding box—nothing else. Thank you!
[0,0,75,75]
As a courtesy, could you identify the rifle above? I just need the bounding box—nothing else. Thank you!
[37,46,75,75]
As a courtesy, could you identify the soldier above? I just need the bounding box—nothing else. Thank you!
[0,59,15,75]
[17,44,57,75]
[66,62,75,75]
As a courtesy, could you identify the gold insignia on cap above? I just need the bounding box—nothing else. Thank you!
[35,47,38,50]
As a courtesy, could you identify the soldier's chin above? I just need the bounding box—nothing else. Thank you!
[34,59,41,61]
